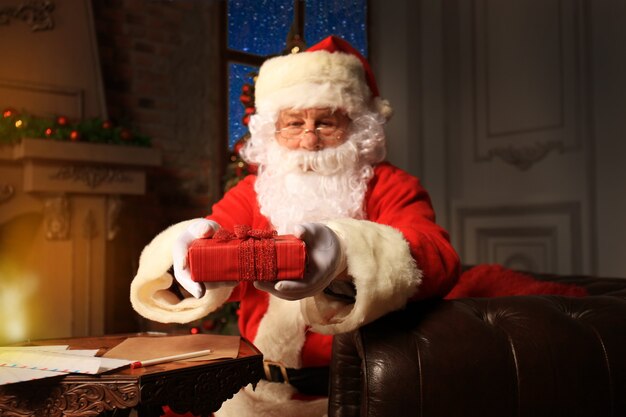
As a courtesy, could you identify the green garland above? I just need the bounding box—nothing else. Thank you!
[0,109,151,147]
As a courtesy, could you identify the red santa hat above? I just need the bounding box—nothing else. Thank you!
[254,35,393,120]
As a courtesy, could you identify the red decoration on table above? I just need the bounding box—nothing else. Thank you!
[188,225,306,282]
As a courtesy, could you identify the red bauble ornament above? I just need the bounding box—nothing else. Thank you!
[69,130,81,141]
[233,137,247,154]
[44,127,54,137]
[202,319,216,331]
[242,115,250,126]
[2,108,17,118]
[56,115,69,126]
[119,128,133,141]
[102,120,113,129]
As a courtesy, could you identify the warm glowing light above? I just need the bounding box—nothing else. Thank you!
[190,327,199,335]
[5,319,25,342]
[14,119,23,128]
[0,261,38,344]
[0,285,30,342]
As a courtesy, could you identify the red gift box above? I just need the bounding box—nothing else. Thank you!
[188,226,306,282]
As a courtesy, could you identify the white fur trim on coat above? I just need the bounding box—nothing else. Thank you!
[130,220,232,324]
[215,381,327,417]
[252,296,306,368]
[301,218,421,334]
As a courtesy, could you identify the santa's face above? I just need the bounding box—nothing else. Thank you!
[250,108,369,234]
[274,108,351,152]
[240,106,387,234]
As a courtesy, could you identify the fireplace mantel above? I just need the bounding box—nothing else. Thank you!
[2,138,160,194]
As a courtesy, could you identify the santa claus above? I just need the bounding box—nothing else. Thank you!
[130,36,460,416]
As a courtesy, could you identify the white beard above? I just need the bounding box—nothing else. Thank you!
[255,139,373,234]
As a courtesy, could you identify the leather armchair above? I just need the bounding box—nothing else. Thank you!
[329,274,626,417]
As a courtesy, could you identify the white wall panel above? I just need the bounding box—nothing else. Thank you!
[454,202,582,273]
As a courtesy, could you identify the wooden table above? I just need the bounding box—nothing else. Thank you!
[0,334,264,417]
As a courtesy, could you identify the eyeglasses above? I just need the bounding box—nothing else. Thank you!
[275,126,344,141]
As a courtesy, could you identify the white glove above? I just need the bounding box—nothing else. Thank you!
[254,223,346,301]
[172,218,222,298]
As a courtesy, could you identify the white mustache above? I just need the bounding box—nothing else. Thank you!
[265,140,360,176]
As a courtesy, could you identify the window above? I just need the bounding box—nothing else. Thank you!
[225,0,368,149]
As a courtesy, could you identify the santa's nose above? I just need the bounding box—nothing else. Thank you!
[300,129,322,150]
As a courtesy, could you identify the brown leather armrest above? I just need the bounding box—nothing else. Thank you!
[328,329,363,417]
[330,295,626,417]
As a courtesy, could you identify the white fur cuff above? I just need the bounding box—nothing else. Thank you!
[301,218,422,334]
[130,220,232,324]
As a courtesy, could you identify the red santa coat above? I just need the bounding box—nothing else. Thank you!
[130,161,459,416]
[204,161,459,366]
[131,162,458,361]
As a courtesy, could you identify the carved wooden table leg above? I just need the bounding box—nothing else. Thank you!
[0,379,140,417]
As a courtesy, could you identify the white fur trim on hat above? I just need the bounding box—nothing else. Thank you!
[373,97,393,120]
[255,50,384,118]
[301,218,422,334]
